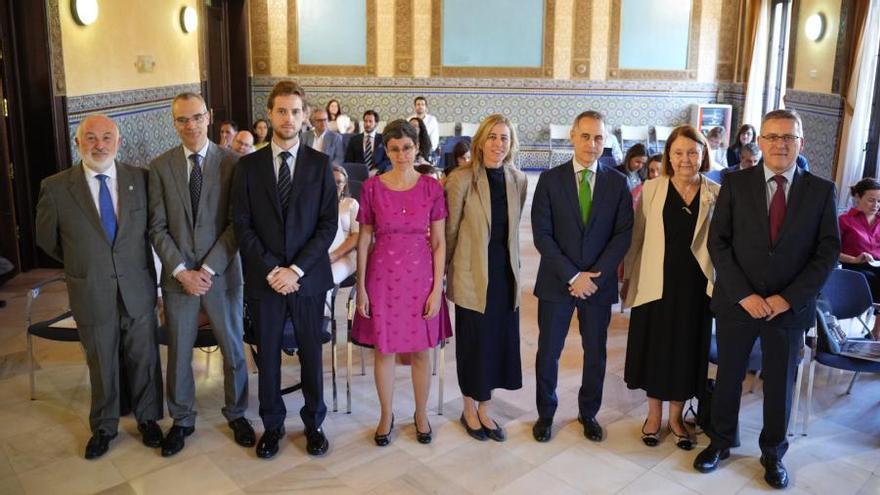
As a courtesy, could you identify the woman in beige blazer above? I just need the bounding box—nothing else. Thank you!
[445,114,528,442]
[621,125,719,451]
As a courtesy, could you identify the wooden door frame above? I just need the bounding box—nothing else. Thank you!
[202,0,251,138]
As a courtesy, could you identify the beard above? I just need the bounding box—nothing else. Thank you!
[81,152,116,172]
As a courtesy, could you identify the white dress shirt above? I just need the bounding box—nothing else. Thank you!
[409,113,439,151]
[82,161,119,217]
[762,163,797,212]
[312,130,326,153]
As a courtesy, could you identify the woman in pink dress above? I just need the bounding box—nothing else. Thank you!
[353,119,451,446]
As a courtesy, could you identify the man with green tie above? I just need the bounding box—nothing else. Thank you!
[530,110,634,443]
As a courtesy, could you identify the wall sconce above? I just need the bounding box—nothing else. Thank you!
[804,13,826,42]
[180,6,198,33]
[71,0,99,26]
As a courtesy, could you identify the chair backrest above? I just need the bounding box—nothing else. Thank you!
[654,125,675,143]
[598,156,617,169]
[438,122,457,137]
[549,124,570,141]
[340,133,355,151]
[376,120,387,133]
[620,125,650,142]
[460,122,479,137]
[342,162,369,182]
[703,170,722,183]
[347,180,363,202]
[821,268,874,320]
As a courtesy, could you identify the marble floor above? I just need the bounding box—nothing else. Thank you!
[0,172,878,494]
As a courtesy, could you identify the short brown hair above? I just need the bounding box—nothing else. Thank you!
[762,108,804,136]
[267,81,306,110]
[662,125,711,176]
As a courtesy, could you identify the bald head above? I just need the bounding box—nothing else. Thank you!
[75,114,121,173]
[231,130,255,155]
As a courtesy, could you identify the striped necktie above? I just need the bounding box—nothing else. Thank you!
[278,151,292,214]
[364,134,374,168]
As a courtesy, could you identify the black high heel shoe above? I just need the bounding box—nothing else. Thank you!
[460,414,488,441]
[414,415,433,444]
[641,419,660,447]
[668,422,694,450]
[374,414,395,447]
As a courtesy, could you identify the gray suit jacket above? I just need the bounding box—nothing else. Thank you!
[148,141,242,292]
[303,129,345,166]
[36,162,157,325]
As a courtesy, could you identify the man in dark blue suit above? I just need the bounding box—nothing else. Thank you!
[531,111,633,442]
[695,109,839,489]
[232,81,338,459]
[343,110,391,174]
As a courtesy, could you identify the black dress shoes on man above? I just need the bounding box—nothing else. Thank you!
[161,425,195,457]
[760,456,789,489]
[578,416,604,442]
[256,427,285,459]
[229,417,257,447]
[138,420,163,448]
[693,445,730,473]
[532,418,553,442]
[84,431,118,459]
[306,428,329,456]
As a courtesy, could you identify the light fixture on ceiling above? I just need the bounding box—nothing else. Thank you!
[71,0,99,26]
[180,6,198,34]
[804,13,826,42]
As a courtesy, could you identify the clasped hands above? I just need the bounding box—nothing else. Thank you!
[267,266,300,295]
[739,294,790,321]
[569,271,601,299]
[177,267,213,296]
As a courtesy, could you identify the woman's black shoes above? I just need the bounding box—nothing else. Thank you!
[480,418,506,442]
[414,415,433,444]
[641,419,661,447]
[460,414,488,441]
[669,423,695,450]
[374,414,395,447]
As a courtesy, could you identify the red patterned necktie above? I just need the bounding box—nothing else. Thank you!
[768,175,787,244]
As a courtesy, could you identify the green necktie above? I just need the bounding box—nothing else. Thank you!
[579,168,592,225]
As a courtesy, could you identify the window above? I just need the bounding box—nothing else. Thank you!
[764,0,793,113]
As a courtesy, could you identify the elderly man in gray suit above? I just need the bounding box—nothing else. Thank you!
[302,108,345,166]
[36,114,164,459]
[148,93,253,457]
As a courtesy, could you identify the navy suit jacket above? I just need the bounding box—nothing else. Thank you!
[231,143,338,297]
[708,165,839,329]
[532,160,634,305]
[344,132,391,173]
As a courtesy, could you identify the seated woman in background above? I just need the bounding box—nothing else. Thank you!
[645,154,663,180]
[725,124,756,168]
[706,126,728,169]
[326,99,355,134]
[252,119,271,149]
[441,140,471,185]
[326,165,360,316]
[409,117,434,166]
[838,177,880,340]
[617,143,648,192]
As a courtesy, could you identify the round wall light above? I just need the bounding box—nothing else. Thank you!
[180,6,198,34]
[804,13,826,42]
[71,0,99,26]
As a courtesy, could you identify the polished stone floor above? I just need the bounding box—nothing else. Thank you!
[0,173,878,494]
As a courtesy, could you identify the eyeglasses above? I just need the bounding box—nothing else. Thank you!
[386,144,416,154]
[174,112,209,125]
[760,134,801,143]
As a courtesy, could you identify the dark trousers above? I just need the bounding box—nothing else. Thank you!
[535,298,610,420]
[249,292,326,431]
[707,318,803,460]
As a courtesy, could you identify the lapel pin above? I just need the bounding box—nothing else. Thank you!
[129,185,134,191]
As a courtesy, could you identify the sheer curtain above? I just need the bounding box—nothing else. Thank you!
[835,1,880,208]
[742,0,771,128]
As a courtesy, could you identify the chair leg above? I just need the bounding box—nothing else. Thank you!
[28,333,35,400]
[805,360,816,436]
[360,347,366,376]
[437,339,445,415]
[432,346,438,376]
[846,372,860,394]
[346,341,352,414]
[789,358,804,437]
[205,349,212,378]
[750,369,761,393]
[331,317,338,413]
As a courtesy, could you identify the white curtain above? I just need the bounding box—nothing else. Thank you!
[742,0,770,128]
[836,1,880,208]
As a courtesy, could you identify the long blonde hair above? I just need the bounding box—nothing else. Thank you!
[470,114,519,167]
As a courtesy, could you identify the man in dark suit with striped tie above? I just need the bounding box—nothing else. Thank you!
[232,81,338,459]
[343,110,390,174]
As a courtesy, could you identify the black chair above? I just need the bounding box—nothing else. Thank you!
[156,316,220,377]
[25,276,79,400]
[342,162,369,182]
[820,268,877,337]
[347,180,363,202]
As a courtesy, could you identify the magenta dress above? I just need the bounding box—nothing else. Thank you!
[352,174,453,353]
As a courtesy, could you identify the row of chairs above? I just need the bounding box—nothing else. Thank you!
[550,124,675,154]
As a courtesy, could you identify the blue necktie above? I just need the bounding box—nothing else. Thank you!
[96,174,116,243]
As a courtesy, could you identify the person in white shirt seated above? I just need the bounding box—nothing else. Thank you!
[408,96,439,156]
[326,165,360,316]
[326,99,355,134]
[706,126,728,170]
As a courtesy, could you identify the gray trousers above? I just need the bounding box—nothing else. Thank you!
[163,285,247,427]
[77,299,163,434]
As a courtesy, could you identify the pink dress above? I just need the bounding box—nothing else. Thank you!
[352,174,453,353]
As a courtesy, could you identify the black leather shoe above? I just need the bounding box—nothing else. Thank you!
[161,425,195,457]
[578,416,604,442]
[760,456,789,489]
[84,431,117,459]
[480,418,506,442]
[532,418,553,442]
[693,445,730,473]
[306,427,329,456]
[256,427,285,459]
[414,415,433,444]
[137,420,163,448]
[460,414,488,441]
[229,417,256,447]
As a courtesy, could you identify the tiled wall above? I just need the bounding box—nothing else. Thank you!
[66,84,200,167]
[251,76,725,169]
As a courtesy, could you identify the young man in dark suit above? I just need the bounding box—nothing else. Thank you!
[696,109,839,489]
[531,111,633,443]
[343,110,391,174]
[232,81,338,459]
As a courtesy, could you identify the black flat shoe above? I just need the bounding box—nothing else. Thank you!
[693,445,730,473]
[460,414,488,441]
[306,427,329,456]
[532,418,553,442]
[138,420,163,448]
[256,427,285,459]
[229,417,257,447]
[760,456,789,489]
[641,419,660,447]
[668,423,694,451]
[161,425,195,457]
[374,414,395,447]
[84,431,117,459]
[480,418,505,442]
[414,415,432,444]
[577,416,604,442]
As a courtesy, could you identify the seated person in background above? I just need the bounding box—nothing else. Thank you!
[603,129,624,165]
[231,130,255,156]
[301,102,313,134]
[838,177,880,340]
[326,165,360,315]
[409,117,434,165]
[706,126,728,169]
[725,123,756,168]
[442,139,471,184]
[304,109,345,166]
[252,119,271,150]
[721,142,761,176]
[326,99,355,134]
[344,110,391,175]
[617,143,648,192]
[219,120,238,150]
[645,154,663,180]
